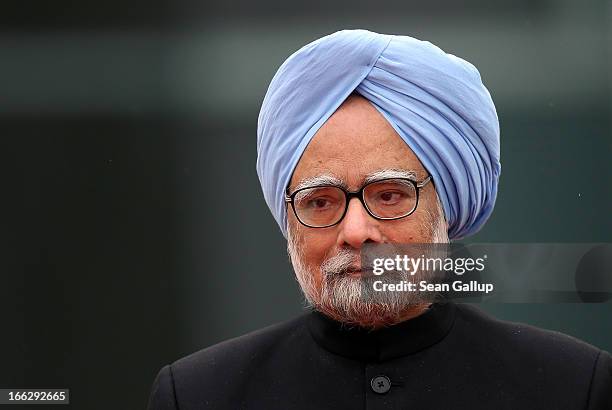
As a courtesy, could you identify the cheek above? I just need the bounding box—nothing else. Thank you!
[300,229,336,267]
[380,208,433,242]
[297,229,339,290]
[289,212,337,277]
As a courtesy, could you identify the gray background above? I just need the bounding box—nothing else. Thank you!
[1,0,611,409]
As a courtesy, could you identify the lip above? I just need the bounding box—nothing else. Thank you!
[345,268,374,278]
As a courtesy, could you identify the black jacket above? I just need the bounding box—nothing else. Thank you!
[148,303,612,409]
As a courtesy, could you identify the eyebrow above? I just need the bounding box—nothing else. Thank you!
[290,168,418,193]
[363,169,417,184]
[293,174,347,192]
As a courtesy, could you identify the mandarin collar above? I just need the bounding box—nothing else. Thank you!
[307,302,456,362]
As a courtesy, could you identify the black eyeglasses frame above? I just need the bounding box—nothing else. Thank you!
[284,175,432,228]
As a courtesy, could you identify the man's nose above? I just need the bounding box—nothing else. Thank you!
[336,198,384,249]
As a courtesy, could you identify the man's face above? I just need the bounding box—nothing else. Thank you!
[287,94,448,328]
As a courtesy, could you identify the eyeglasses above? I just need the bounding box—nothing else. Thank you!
[285,176,432,228]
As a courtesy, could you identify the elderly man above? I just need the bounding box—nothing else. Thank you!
[148,30,611,409]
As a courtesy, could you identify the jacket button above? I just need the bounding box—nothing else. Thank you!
[370,375,391,394]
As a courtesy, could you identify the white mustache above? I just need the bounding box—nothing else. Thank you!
[321,249,372,276]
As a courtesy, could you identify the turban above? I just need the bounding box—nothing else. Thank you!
[257,29,501,240]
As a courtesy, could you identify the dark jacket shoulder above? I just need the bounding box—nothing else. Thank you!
[452,304,611,409]
[454,303,603,360]
[148,313,312,409]
[174,313,310,378]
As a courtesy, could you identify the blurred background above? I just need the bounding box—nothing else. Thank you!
[1,0,611,408]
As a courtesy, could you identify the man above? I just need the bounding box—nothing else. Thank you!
[148,30,611,409]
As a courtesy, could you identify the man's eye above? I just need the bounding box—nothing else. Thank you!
[377,191,405,204]
[307,197,335,209]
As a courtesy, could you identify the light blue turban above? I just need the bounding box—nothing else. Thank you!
[257,29,500,240]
